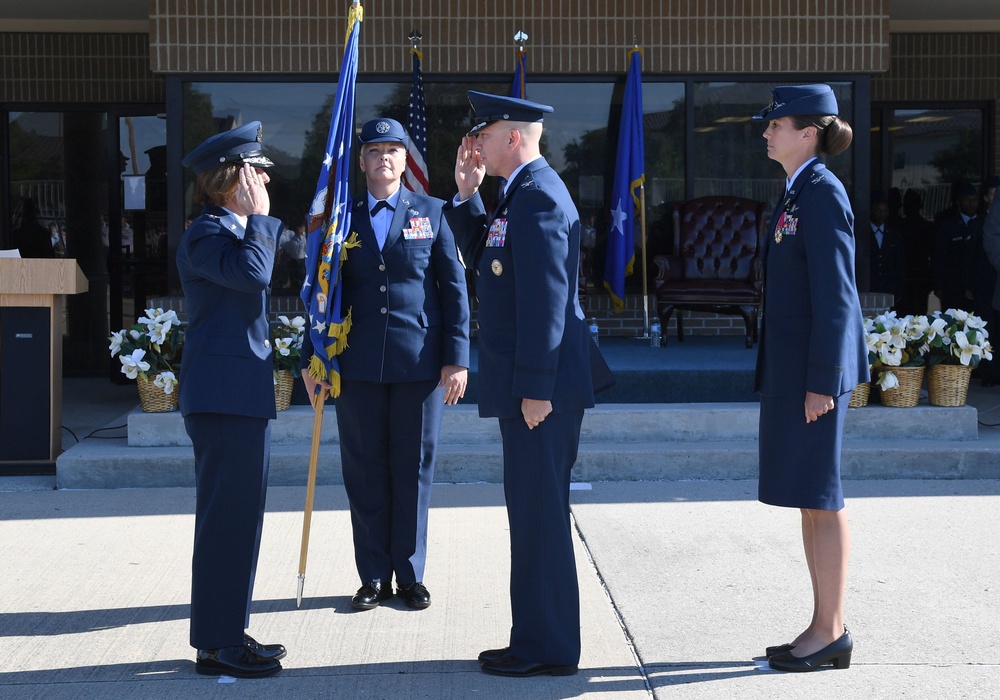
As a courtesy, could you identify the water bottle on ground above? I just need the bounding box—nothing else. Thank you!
[589,318,599,346]
[650,319,661,347]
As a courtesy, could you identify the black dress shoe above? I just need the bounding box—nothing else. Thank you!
[478,647,511,663]
[397,582,431,609]
[768,628,853,672]
[480,655,578,677]
[351,581,393,610]
[196,645,282,678]
[244,633,287,661]
[765,642,794,657]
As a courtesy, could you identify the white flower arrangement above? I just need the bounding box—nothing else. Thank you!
[864,311,929,391]
[108,308,183,394]
[271,315,306,381]
[925,308,993,368]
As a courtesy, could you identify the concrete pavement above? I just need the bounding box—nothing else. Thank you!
[1,479,998,698]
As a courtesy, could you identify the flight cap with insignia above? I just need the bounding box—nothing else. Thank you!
[466,91,554,136]
[181,120,274,173]
[752,84,839,121]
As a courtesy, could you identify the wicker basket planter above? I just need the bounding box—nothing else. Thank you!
[879,366,924,408]
[927,364,973,407]
[274,369,295,411]
[136,373,179,413]
[848,382,870,408]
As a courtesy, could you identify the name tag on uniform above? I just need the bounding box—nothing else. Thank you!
[403,217,434,240]
[486,218,508,247]
[774,212,798,244]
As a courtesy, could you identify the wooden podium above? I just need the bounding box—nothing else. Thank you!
[0,259,88,469]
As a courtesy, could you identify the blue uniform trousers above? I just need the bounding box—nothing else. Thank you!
[499,409,584,666]
[336,378,443,585]
[185,413,270,650]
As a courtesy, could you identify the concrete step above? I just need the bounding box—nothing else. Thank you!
[125,403,979,447]
[56,403,996,489]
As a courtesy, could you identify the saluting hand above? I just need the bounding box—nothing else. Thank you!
[439,365,468,405]
[454,136,485,201]
[237,163,271,216]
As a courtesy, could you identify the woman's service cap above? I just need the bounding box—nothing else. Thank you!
[753,84,839,121]
[182,121,274,173]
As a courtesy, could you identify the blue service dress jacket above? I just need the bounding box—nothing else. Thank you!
[754,159,869,399]
[329,188,471,381]
[177,205,282,419]
[445,158,595,418]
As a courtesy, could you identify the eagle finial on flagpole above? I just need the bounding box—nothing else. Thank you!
[408,29,422,49]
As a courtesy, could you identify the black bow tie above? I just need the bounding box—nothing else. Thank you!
[370,200,394,216]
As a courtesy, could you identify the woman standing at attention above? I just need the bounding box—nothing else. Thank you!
[751,84,869,673]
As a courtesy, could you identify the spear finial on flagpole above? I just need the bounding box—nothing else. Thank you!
[514,29,528,51]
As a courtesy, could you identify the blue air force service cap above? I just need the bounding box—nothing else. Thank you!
[358,118,408,147]
[181,121,274,173]
[466,90,554,135]
[752,84,839,121]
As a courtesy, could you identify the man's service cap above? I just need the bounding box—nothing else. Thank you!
[466,91,554,135]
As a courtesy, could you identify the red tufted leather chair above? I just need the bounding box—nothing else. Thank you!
[653,196,765,348]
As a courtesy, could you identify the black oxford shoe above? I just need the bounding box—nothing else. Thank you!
[244,633,287,661]
[397,582,431,609]
[195,645,282,678]
[480,655,578,677]
[478,647,511,663]
[351,581,394,610]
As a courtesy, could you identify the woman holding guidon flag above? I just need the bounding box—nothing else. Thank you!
[301,117,469,612]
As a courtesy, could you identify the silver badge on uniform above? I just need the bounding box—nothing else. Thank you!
[491,259,503,276]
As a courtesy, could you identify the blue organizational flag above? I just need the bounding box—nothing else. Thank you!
[301,3,363,398]
[604,47,645,312]
[402,47,429,195]
[510,47,527,98]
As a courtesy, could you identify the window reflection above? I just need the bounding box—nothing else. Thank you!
[693,81,853,204]
[182,79,686,290]
[889,108,983,219]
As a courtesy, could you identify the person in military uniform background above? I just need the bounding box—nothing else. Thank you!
[867,190,905,310]
[446,91,596,678]
[933,182,982,313]
[301,118,469,613]
[176,121,286,678]
[752,85,868,673]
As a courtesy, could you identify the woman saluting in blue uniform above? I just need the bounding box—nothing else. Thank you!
[751,85,869,672]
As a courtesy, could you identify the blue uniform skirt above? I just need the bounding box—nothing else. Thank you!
[758,394,849,511]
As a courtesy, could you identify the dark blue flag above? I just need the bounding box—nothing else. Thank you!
[301,3,363,397]
[510,47,527,98]
[604,47,645,312]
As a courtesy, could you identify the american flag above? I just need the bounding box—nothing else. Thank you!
[403,47,429,195]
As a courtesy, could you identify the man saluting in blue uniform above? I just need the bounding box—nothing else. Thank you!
[446,92,596,677]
